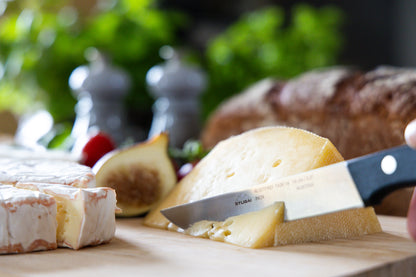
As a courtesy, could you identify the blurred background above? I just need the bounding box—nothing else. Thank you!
[0,0,415,154]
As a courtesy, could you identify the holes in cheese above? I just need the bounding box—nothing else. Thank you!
[144,126,381,247]
[226,172,235,178]
[272,159,282,167]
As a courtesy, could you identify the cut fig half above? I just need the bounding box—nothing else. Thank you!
[93,133,177,217]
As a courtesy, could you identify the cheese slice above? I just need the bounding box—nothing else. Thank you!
[0,185,57,254]
[186,203,380,248]
[15,183,116,250]
[0,158,95,188]
[186,202,285,248]
[144,126,381,247]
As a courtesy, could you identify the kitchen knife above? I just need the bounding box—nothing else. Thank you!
[161,145,416,229]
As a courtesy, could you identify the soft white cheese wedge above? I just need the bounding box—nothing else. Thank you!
[16,183,117,250]
[0,185,57,254]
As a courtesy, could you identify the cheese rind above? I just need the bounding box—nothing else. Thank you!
[0,198,7,250]
[144,126,381,247]
[273,207,381,246]
[0,156,116,253]
[0,185,57,254]
[15,183,117,250]
[0,158,95,188]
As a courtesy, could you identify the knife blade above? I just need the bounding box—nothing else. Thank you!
[161,145,416,229]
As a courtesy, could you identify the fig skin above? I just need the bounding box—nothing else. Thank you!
[93,133,177,217]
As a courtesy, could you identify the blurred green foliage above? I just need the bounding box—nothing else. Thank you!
[203,4,344,118]
[0,0,186,122]
[169,139,208,164]
[0,1,344,140]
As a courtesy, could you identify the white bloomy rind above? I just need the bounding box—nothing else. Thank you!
[0,185,57,254]
[15,183,117,250]
[0,159,95,188]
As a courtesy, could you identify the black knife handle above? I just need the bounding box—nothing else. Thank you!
[347,145,416,206]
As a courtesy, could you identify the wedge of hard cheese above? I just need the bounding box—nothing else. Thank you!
[185,203,380,248]
[144,126,382,247]
[15,183,116,250]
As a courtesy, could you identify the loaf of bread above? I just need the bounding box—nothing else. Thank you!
[201,66,416,216]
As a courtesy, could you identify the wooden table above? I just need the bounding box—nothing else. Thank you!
[1,216,415,277]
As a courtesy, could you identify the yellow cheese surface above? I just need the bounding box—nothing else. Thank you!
[144,126,381,247]
[185,202,285,248]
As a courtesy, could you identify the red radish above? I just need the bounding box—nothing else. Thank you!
[82,132,116,167]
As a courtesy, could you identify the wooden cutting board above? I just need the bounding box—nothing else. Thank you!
[0,215,415,277]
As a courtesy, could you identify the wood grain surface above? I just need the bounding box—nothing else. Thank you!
[0,216,415,277]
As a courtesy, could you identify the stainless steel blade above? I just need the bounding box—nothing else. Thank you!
[161,162,365,229]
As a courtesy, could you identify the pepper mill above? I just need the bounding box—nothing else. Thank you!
[146,46,206,148]
[69,49,131,153]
